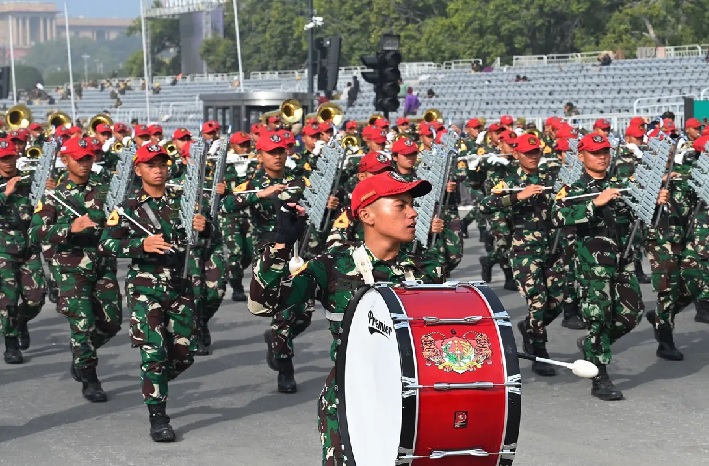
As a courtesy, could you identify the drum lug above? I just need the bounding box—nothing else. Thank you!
[374,281,394,288]
[399,447,516,461]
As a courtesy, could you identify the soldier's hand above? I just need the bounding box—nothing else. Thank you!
[657,188,670,205]
[143,234,173,254]
[193,214,207,232]
[70,214,98,233]
[446,181,457,193]
[4,176,21,196]
[257,184,286,198]
[431,216,445,234]
[517,184,546,200]
[593,188,621,207]
[45,178,57,190]
[215,182,226,195]
[326,195,339,210]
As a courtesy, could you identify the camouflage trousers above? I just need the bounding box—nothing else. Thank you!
[577,257,644,365]
[268,303,312,360]
[318,367,346,466]
[0,252,46,337]
[510,246,565,345]
[193,246,228,324]
[57,266,122,369]
[646,238,702,326]
[221,216,253,287]
[559,235,579,307]
[126,270,196,405]
[688,218,709,301]
[485,211,511,269]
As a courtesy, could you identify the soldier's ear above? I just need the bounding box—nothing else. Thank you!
[359,206,375,227]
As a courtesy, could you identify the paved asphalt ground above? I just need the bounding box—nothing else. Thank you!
[2,229,709,465]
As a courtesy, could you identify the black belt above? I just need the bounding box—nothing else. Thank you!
[513,221,550,231]
[0,222,22,230]
[578,225,629,238]
[132,251,185,270]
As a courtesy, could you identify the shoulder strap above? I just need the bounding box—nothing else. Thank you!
[352,244,375,285]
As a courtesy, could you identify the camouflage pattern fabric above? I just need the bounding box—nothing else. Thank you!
[99,187,209,404]
[686,207,709,301]
[645,163,701,325]
[481,167,564,344]
[0,175,45,336]
[553,172,644,365]
[249,242,443,465]
[29,178,121,368]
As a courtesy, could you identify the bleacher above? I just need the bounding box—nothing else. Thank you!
[4,45,709,135]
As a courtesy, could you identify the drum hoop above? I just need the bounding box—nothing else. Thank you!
[335,284,376,466]
[472,283,521,459]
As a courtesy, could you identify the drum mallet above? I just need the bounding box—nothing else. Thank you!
[517,352,599,378]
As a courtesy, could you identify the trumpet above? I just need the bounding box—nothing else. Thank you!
[26,146,43,159]
[112,141,124,152]
[165,142,177,156]
[341,135,361,150]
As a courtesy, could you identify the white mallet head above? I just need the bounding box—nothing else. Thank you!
[570,360,599,378]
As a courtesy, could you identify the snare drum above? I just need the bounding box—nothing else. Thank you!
[336,281,520,466]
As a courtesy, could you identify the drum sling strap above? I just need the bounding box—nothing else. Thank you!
[351,244,417,285]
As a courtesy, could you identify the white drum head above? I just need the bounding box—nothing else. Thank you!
[343,289,403,465]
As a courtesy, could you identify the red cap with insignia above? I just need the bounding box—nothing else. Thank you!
[256,132,289,152]
[625,125,645,138]
[278,129,296,146]
[555,138,570,152]
[113,122,129,133]
[134,143,168,165]
[148,124,163,135]
[229,131,251,145]
[267,115,280,124]
[368,129,388,145]
[173,128,192,140]
[69,126,83,135]
[396,117,409,127]
[84,136,102,152]
[488,123,504,133]
[358,151,393,174]
[500,115,514,126]
[465,118,483,129]
[318,122,334,134]
[0,139,18,158]
[498,130,518,145]
[686,118,702,129]
[29,122,43,132]
[374,118,390,128]
[593,118,611,130]
[391,137,418,155]
[9,130,27,142]
[95,123,112,134]
[514,134,542,153]
[61,137,96,160]
[345,121,358,130]
[302,123,322,137]
[434,129,448,144]
[578,133,611,152]
[202,121,219,134]
[692,135,709,153]
[418,122,433,136]
[134,125,151,138]
[351,171,432,216]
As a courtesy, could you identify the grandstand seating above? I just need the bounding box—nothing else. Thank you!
[3,52,709,136]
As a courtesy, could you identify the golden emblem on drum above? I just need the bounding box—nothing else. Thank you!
[421,330,492,374]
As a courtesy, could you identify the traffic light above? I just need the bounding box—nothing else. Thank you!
[0,67,10,100]
[359,35,402,113]
[316,36,342,92]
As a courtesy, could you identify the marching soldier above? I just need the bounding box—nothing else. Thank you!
[0,139,46,364]
[481,134,564,376]
[30,137,122,402]
[688,138,709,323]
[553,134,668,400]
[99,143,210,442]
[249,172,442,466]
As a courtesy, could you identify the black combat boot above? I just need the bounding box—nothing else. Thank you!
[479,256,493,283]
[531,346,556,377]
[80,366,108,402]
[561,301,585,330]
[17,319,30,350]
[148,402,176,442]
[230,281,247,302]
[263,329,279,371]
[195,313,210,356]
[694,300,709,324]
[634,259,651,284]
[647,309,684,361]
[69,343,81,381]
[3,336,23,364]
[200,317,212,348]
[460,217,470,239]
[516,320,534,355]
[47,277,59,304]
[591,365,623,401]
[503,268,516,291]
[276,358,297,393]
[478,227,487,242]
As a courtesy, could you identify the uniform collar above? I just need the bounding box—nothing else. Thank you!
[136,186,176,203]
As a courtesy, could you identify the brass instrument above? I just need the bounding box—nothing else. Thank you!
[368,114,383,126]
[280,99,303,124]
[165,142,177,156]
[317,103,343,127]
[88,114,114,136]
[422,108,443,124]
[112,141,124,152]
[341,135,361,150]
[26,146,42,158]
[48,111,72,130]
[6,104,32,130]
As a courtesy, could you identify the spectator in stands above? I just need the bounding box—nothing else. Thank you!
[352,75,360,96]
[521,75,529,81]
[346,82,356,109]
[515,75,522,82]
[598,53,612,66]
[426,88,436,98]
[110,89,118,99]
[114,97,123,109]
[471,62,482,73]
[152,82,161,95]
[170,76,178,86]
[564,101,580,117]
[403,87,421,116]
[705,49,709,63]
[74,83,82,100]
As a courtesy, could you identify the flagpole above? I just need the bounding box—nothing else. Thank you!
[139,0,151,122]
[232,0,244,91]
[64,3,76,123]
[8,15,17,105]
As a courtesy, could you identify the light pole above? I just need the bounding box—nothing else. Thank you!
[81,53,90,82]
[303,4,323,111]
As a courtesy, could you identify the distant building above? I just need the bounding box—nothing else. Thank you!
[0,1,131,60]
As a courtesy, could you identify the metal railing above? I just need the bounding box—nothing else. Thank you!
[700,87,709,100]
[512,55,549,67]
[442,59,483,70]
[637,45,703,59]
[633,94,694,117]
